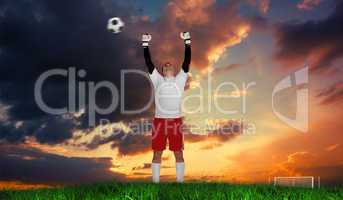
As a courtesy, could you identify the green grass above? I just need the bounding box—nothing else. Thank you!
[1,182,342,200]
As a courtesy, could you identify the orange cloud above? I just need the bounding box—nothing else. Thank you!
[168,0,214,25]
[132,0,251,71]
[247,0,270,14]
[0,181,54,190]
[297,0,321,10]
[270,151,316,176]
[325,144,340,152]
[259,0,270,14]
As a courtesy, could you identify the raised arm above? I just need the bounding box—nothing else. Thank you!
[180,32,191,73]
[142,34,155,74]
[182,43,191,73]
[144,46,155,74]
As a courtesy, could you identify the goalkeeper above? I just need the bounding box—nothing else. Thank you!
[142,32,191,183]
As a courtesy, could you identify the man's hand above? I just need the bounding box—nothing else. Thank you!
[142,33,152,47]
[180,32,191,44]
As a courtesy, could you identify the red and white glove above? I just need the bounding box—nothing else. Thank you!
[142,33,152,47]
[180,32,191,44]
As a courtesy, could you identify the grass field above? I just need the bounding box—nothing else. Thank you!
[0,182,342,200]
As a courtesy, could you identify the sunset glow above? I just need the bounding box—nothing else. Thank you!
[0,0,342,190]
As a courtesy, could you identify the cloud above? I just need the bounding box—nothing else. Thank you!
[0,143,125,184]
[0,181,52,190]
[71,121,133,149]
[0,0,287,153]
[66,120,151,156]
[111,134,151,156]
[0,0,254,147]
[0,0,256,147]
[269,150,343,185]
[273,1,343,73]
[325,144,340,152]
[297,0,322,10]
[184,119,242,148]
[130,0,251,71]
[34,116,77,144]
[270,151,316,176]
[0,0,155,144]
[69,119,243,154]
[132,163,151,170]
[247,0,270,14]
[0,102,10,122]
[270,150,343,185]
[212,64,242,74]
[259,0,270,14]
[316,81,343,105]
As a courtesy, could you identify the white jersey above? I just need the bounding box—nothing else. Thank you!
[149,68,188,118]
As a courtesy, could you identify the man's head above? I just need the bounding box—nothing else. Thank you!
[162,62,175,77]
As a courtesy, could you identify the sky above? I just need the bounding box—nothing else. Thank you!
[0,0,342,189]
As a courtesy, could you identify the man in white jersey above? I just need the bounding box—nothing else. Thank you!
[142,32,191,183]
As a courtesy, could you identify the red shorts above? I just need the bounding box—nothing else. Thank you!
[151,117,184,151]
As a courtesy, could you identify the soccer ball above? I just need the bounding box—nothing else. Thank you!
[107,17,125,34]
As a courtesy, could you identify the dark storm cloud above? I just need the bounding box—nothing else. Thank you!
[81,119,152,155]
[79,120,242,155]
[69,120,242,157]
[274,0,343,72]
[0,0,154,143]
[35,116,76,144]
[111,134,151,156]
[84,132,151,156]
[85,132,125,150]
[87,132,151,156]
[0,118,40,143]
[83,129,151,156]
[0,0,249,149]
[83,130,151,156]
[0,143,125,184]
